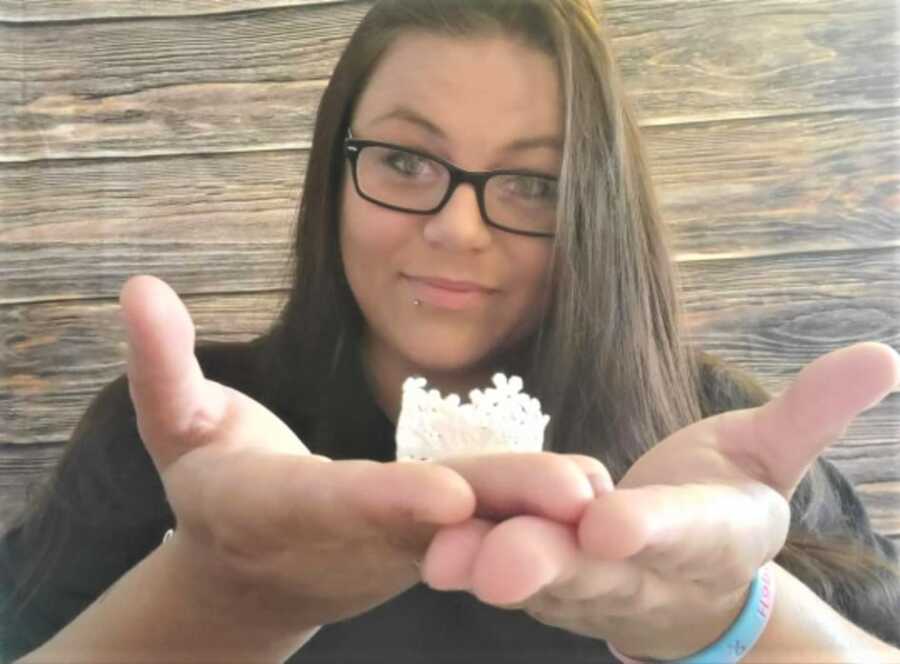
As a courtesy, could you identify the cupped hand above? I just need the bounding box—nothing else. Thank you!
[120,275,482,631]
[419,343,900,661]
[120,275,609,636]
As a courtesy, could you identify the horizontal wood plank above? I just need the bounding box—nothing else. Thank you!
[854,482,900,540]
[2,1,896,161]
[0,241,295,305]
[606,0,900,124]
[680,246,900,379]
[0,150,303,247]
[1,291,284,445]
[2,108,896,304]
[649,108,900,261]
[2,247,897,445]
[0,0,356,22]
[1,416,896,537]
[3,0,898,581]
[0,148,303,303]
[0,2,368,160]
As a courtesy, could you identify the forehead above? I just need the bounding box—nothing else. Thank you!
[352,32,562,147]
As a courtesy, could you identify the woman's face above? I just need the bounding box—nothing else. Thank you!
[340,32,562,378]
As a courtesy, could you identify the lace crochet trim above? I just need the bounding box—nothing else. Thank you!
[395,373,549,461]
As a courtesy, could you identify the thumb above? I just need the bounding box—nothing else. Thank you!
[119,275,226,472]
[728,342,900,498]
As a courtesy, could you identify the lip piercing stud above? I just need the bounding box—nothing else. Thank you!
[413,299,422,306]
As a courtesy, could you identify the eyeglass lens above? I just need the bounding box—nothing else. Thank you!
[355,145,558,235]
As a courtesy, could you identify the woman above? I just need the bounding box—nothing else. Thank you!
[3,1,899,662]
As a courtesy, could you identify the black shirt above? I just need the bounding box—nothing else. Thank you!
[2,336,898,662]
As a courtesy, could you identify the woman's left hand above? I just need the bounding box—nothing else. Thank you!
[420,342,900,661]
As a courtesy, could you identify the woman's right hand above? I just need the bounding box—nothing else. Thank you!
[119,275,478,633]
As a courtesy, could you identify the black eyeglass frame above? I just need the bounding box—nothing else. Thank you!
[343,130,557,239]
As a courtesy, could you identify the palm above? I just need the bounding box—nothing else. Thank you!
[598,342,900,559]
[418,343,900,658]
[119,275,477,628]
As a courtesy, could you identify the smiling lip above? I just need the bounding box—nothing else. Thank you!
[404,275,495,309]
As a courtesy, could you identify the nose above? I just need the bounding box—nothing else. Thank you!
[422,182,492,251]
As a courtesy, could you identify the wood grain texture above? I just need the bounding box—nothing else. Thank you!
[680,247,900,376]
[1,403,896,538]
[649,108,900,260]
[1,3,368,161]
[2,450,897,542]
[2,0,898,550]
[2,1,896,161]
[2,107,896,304]
[0,148,303,303]
[606,0,899,123]
[1,291,284,445]
[3,247,896,443]
[0,0,353,22]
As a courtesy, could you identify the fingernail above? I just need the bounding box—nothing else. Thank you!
[587,471,613,496]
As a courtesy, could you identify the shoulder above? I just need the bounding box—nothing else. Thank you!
[692,349,771,417]
[0,337,277,659]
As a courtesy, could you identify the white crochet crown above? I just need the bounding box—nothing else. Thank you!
[395,373,550,461]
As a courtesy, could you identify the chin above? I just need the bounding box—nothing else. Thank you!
[403,339,497,378]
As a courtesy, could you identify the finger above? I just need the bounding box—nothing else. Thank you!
[727,342,900,497]
[358,461,477,529]
[434,453,597,523]
[120,275,227,470]
[421,518,495,591]
[469,515,579,606]
[206,457,477,558]
[566,454,615,494]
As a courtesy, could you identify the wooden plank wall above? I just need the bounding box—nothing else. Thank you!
[1,1,898,545]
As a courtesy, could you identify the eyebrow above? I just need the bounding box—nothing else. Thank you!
[368,106,563,154]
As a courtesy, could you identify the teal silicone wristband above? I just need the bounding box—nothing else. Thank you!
[608,562,776,664]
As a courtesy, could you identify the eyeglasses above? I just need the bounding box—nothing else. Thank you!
[343,129,558,238]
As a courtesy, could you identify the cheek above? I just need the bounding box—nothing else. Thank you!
[340,183,408,292]
[489,244,553,345]
[515,246,554,314]
[341,181,379,267]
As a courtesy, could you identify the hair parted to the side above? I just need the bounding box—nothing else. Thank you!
[260,0,899,638]
[3,2,897,652]
[267,0,704,478]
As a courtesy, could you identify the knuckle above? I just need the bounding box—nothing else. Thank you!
[176,382,230,445]
[183,406,221,443]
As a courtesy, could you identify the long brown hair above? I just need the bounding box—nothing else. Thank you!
[261,0,899,643]
[6,0,896,652]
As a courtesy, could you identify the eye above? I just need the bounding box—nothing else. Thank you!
[382,150,432,177]
[500,175,558,201]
